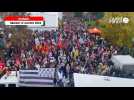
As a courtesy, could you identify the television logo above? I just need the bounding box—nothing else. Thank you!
[4,16,45,26]
[109,17,129,24]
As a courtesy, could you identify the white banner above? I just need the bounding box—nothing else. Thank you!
[5,21,44,25]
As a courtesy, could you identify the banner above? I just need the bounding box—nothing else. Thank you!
[19,68,55,87]
[4,16,44,26]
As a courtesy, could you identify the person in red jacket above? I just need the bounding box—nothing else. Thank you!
[27,56,33,69]
[15,57,21,70]
[0,58,5,70]
[0,62,5,70]
[0,58,6,77]
[41,43,49,55]
[57,33,63,49]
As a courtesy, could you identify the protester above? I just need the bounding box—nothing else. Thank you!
[0,16,131,86]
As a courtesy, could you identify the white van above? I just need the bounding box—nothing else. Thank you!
[0,83,18,87]
[111,55,134,74]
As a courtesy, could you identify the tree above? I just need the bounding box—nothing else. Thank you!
[74,12,83,17]
[10,29,33,50]
[0,33,4,49]
[94,12,104,20]
[0,12,32,57]
[99,12,134,48]
[83,12,104,27]
[2,12,31,50]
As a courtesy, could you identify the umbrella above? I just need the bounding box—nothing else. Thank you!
[87,27,101,35]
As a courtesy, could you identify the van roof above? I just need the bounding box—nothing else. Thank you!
[111,55,134,65]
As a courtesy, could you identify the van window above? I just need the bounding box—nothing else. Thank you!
[0,84,5,87]
[8,84,16,87]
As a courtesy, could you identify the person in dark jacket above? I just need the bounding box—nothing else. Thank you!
[59,63,67,78]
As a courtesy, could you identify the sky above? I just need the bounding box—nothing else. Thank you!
[27,12,62,30]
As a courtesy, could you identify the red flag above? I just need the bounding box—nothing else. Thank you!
[44,45,49,52]
[0,62,5,70]
[15,58,21,67]
[41,44,49,54]
[76,40,80,49]
[27,57,33,67]
[57,33,63,49]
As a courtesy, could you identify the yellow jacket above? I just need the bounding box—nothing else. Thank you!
[74,49,79,59]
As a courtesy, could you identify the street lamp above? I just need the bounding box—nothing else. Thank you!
[132,38,134,47]
[132,38,134,42]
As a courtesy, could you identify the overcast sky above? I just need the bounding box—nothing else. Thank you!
[29,12,63,19]
[27,12,62,30]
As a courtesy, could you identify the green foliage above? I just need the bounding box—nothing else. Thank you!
[100,12,134,48]
[95,12,105,19]
[10,29,33,49]
[85,20,96,26]
[84,12,104,27]
[0,40,4,49]
[74,12,83,17]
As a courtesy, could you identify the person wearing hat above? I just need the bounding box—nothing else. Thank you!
[97,63,103,75]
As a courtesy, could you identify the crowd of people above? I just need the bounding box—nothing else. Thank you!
[0,17,132,86]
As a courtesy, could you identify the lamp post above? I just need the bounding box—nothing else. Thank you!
[132,38,134,47]
[130,38,134,57]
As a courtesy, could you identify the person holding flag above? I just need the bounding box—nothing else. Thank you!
[41,42,49,55]
[53,31,58,43]
[0,57,6,69]
[57,32,63,49]
[15,56,21,70]
[49,38,55,52]
[5,67,11,79]
[0,62,5,77]
[0,60,5,70]
[38,44,42,53]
